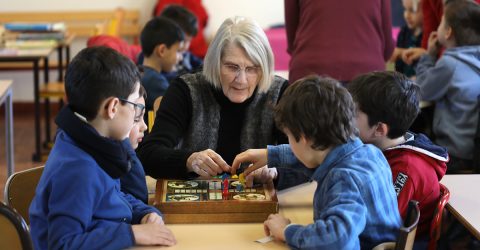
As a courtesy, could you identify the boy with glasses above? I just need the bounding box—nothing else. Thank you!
[29,47,176,249]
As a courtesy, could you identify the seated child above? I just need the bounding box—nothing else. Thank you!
[29,47,176,249]
[140,16,184,114]
[232,75,401,249]
[120,85,149,203]
[415,0,480,173]
[390,0,423,77]
[160,4,203,80]
[347,70,448,240]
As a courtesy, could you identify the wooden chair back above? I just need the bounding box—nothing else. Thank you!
[4,166,45,225]
[0,202,33,250]
[428,183,451,250]
[148,96,163,132]
[395,200,420,250]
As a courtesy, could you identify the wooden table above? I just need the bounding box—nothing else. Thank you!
[0,47,55,161]
[0,80,14,177]
[131,182,317,249]
[441,174,480,240]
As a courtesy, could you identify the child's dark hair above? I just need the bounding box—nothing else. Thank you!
[160,4,198,37]
[65,46,141,120]
[444,0,480,46]
[275,75,357,150]
[348,71,420,139]
[140,16,184,57]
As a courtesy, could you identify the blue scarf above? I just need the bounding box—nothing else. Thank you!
[55,105,132,178]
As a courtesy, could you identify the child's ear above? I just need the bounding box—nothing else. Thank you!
[445,26,453,41]
[374,122,389,137]
[155,44,168,58]
[104,97,119,120]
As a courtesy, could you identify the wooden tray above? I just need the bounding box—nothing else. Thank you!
[154,178,278,224]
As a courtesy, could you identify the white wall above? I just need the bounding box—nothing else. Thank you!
[0,0,284,101]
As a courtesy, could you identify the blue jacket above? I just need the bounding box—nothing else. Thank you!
[416,46,480,160]
[268,139,402,249]
[120,147,149,203]
[141,66,170,112]
[29,130,161,250]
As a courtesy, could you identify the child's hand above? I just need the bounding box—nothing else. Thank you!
[245,166,278,187]
[427,31,440,57]
[402,48,427,65]
[264,213,291,242]
[132,223,176,246]
[231,149,268,175]
[388,48,403,63]
[141,212,164,225]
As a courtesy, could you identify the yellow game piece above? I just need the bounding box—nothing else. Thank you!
[239,173,246,186]
[231,174,238,179]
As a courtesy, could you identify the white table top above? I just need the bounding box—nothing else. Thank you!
[0,80,13,97]
[440,174,480,239]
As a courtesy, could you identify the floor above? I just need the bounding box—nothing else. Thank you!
[0,108,53,201]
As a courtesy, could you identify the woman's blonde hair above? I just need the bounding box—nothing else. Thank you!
[203,16,275,93]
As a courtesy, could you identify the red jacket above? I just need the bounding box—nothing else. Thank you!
[383,133,448,239]
[153,0,208,58]
[422,0,480,48]
[87,35,141,63]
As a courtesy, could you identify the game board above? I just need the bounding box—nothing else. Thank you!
[154,177,278,224]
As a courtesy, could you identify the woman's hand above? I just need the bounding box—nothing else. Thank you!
[186,149,230,177]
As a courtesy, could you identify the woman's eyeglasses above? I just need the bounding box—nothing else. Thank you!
[118,98,145,122]
[222,63,259,80]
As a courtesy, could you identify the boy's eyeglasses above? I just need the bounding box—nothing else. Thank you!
[222,63,259,80]
[118,98,145,122]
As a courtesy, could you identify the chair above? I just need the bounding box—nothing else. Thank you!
[474,108,480,173]
[373,200,421,250]
[4,166,45,225]
[428,183,451,250]
[148,96,163,132]
[0,202,34,250]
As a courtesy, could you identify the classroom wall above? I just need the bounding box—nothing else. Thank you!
[0,0,284,101]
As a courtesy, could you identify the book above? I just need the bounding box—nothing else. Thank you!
[4,40,57,49]
[4,22,66,32]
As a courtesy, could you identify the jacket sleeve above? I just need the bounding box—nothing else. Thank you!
[267,144,314,189]
[137,79,195,179]
[47,162,134,250]
[284,172,367,249]
[123,193,162,224]
[284,0,300,55]
[415,54,456,101]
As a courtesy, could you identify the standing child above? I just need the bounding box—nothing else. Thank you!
[140,16,184,114]
[390,0,424,77]
[416,0,480,173]
[232,75,401,249]
[29,47,176,249]
[348,71,448,241]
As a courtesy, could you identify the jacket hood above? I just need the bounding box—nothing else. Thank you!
[385,132,448,179]
[444,46,480,74]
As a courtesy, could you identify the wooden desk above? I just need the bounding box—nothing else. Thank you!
[441,174,480,240]
[0,47,55,161]
[0,80,14,177]
[131,182,317,249]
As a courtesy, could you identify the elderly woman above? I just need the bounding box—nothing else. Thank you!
[137,16,288,178]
